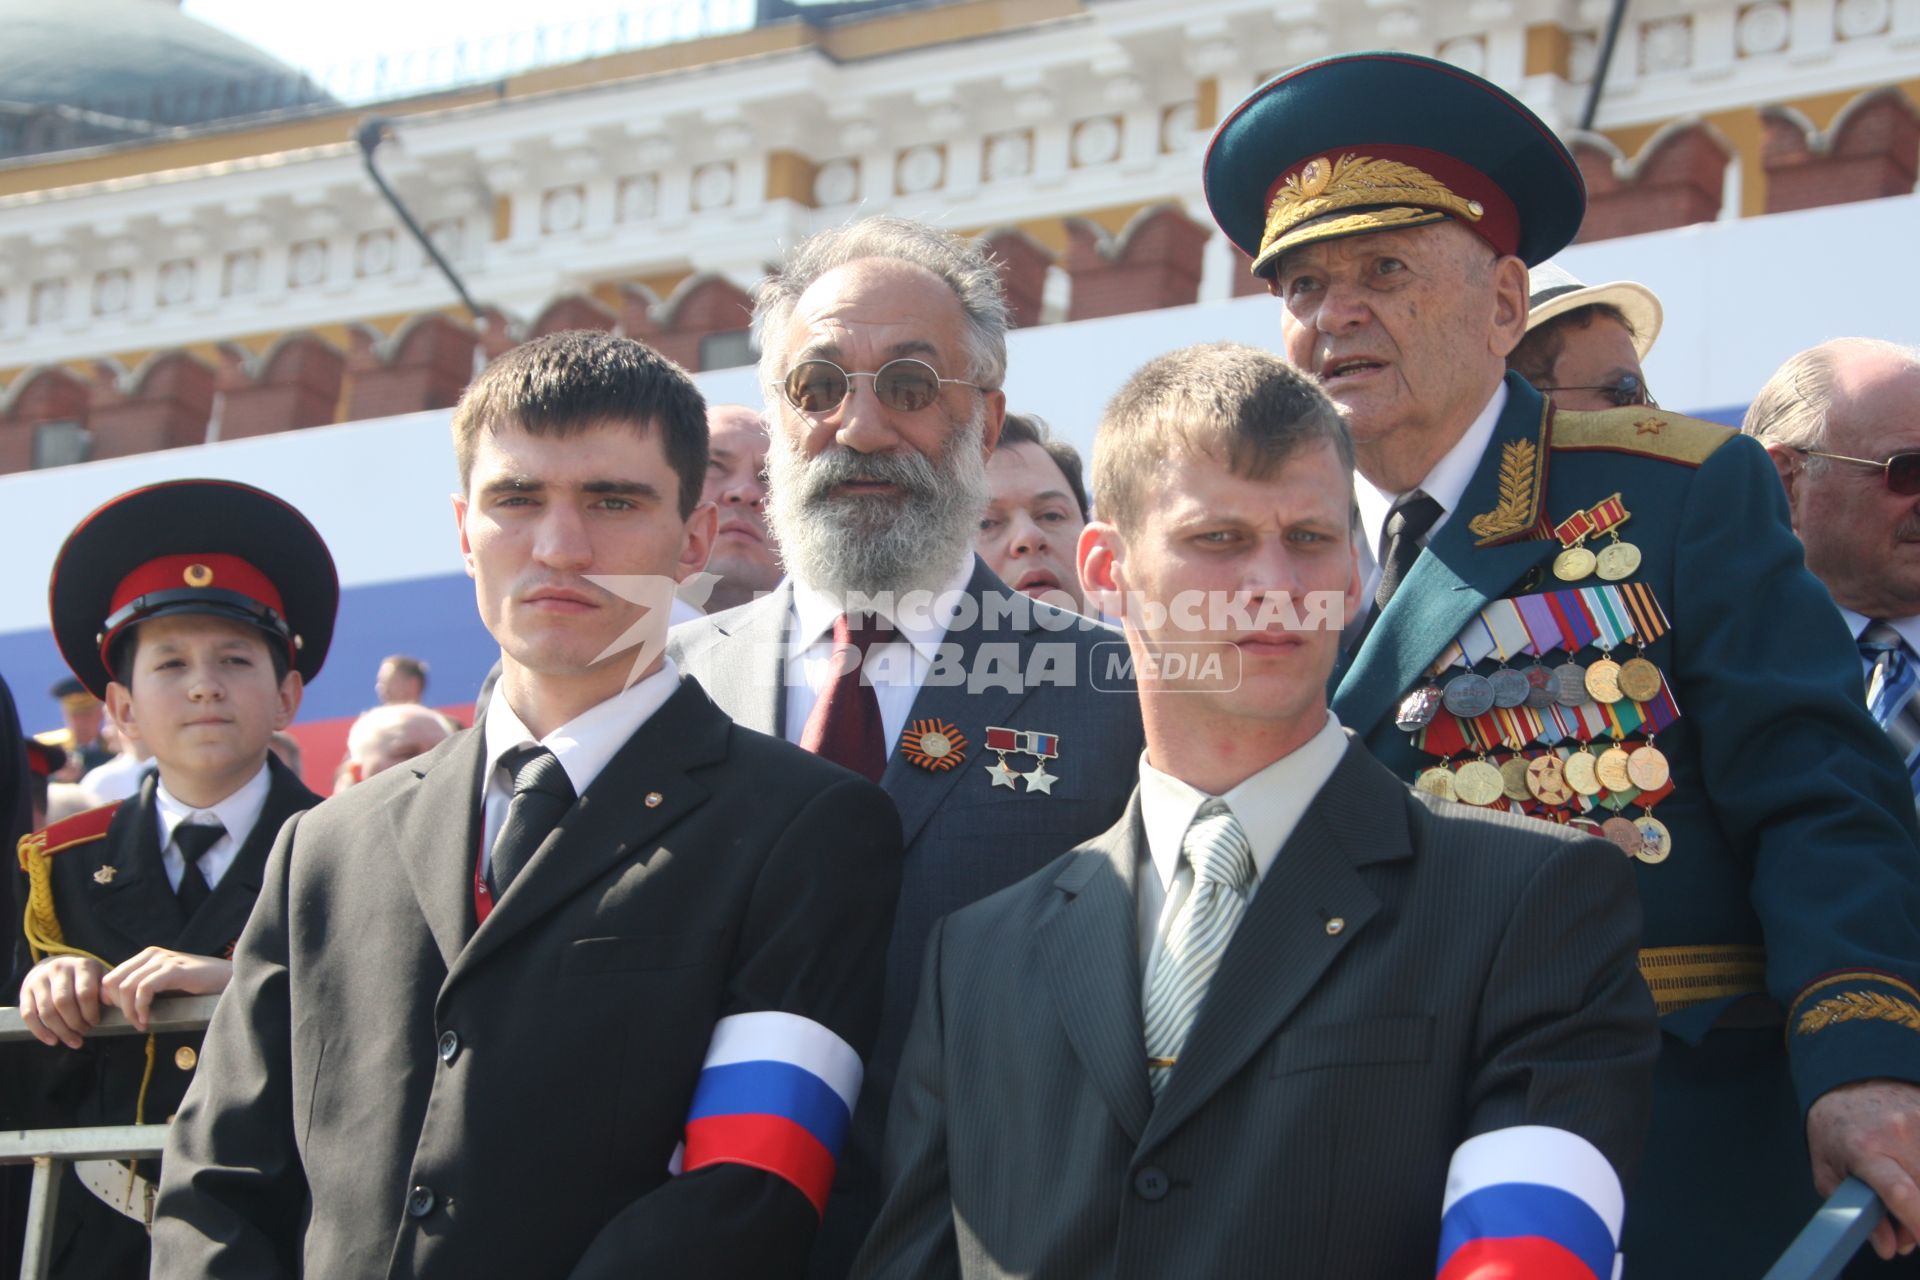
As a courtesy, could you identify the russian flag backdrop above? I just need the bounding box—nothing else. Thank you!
[1436,1125,1625,1280]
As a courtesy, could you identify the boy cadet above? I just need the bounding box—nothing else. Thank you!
[855,344,1655,1280]
[13,478,337,1279]
[153,331,904,1278]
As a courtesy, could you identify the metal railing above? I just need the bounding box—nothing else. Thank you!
[0,994,218,1280]
[0,993,1893,1277]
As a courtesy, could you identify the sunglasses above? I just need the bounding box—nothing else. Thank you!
[781,358,983,414]
[1535,373,1657,409]
[1794,447,1920,496]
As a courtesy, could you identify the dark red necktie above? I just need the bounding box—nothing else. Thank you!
[799,612,894,783]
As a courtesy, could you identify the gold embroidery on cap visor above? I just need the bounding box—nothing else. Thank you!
[1251,152,1487,277]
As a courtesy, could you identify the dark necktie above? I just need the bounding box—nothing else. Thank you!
[173,822,225,916]
[1860,622,1920,812]
[1375,491,1444,616]
[489,746,576,898]
[799,613,895,783]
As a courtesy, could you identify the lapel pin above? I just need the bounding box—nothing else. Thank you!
[1325,917,1345,936]
[644,792,663,808]
[92,865,116,885]
[900,718,967,772]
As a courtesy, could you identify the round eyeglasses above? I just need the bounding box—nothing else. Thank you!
[781,358,984,415]
[1533,372,1657,410]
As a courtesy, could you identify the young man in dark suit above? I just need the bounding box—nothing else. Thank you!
[152,331,904,1278]
[14,478,337,1279]
[855,343,1657,1280]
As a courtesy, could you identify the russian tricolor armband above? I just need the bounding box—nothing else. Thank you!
[1437,1126,1625,1280]
[680,1011,863,1215]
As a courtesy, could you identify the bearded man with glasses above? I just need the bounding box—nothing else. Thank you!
[670,215,1144,1279]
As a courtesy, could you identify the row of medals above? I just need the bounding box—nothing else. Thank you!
[1400,601,1671,864]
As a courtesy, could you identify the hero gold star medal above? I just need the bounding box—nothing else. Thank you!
[900,718,968,772]
[984,725,1060,795]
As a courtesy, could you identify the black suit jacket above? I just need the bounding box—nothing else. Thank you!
[855,739,1659,1280]
[151,676,904,1279]
[670,558,1146,1275]
[11,757,318,1280]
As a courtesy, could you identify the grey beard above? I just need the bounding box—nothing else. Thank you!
[766,407,989,601]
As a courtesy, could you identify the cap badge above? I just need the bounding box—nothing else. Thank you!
[183,563,214,588]
[901,718,967,772]
[1297,155,1330,198]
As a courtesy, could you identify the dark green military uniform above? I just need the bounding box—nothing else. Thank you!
[1203,48,1920,1278]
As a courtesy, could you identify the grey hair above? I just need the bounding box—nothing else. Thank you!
[752,215,1010,396]
[1743,338,1920,464]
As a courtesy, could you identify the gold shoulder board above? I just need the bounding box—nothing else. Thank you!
[1550,408,1734,468]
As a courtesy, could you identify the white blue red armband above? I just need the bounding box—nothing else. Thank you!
[680,1011,863,1215]
[1437,1125,1625,1280]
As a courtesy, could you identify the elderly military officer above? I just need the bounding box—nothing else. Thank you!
[1203,52,1920,1276]
[1747,339,1920,810]
[670,216,1144,1277]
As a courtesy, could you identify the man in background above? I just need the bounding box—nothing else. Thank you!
[978,413,1091,615]
[1508,262,1663,412]
[340,702,454,784]
[374,654,428,705]
[703,404,782,612]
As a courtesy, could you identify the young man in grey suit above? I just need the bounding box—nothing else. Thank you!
[855,343,1658,1280]
[669,216,1145,1276]
[152,332,904,1277]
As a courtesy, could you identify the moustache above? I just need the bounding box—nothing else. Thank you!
[795,445,943,499]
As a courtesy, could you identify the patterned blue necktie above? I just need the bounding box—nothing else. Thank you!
[1860,621,1920,814]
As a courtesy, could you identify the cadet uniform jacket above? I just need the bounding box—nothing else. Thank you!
[11,757,318,1280]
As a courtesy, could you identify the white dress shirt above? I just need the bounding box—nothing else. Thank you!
[477,659,682,876]
[1134,713,1349,969]
[783,558,976,755]
[1354,381,1510,611]
[155,762,271,893]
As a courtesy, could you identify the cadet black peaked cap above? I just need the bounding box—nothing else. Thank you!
[1204,51,1587,277]
[49,479,339,698]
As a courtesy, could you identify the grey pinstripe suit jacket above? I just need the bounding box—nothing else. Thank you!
[854,737,1658,1280]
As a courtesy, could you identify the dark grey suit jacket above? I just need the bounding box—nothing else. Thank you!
[151,679,903,1279]
[669,558,1145,1275]
[855,737,1659,1280]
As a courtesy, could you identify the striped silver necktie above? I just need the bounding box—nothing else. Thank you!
[1861,621,1920,817]
[1143,799,1257,1099]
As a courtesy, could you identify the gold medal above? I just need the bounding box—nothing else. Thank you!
[1627,744,1671,791]
[1596,540,1643,581]
[1633,815,1672,864]
[1600,815,1644,856]
[1525,755,1572,806]
[1414,766,1458,803]
[1499,756,1533,801]
[1453,760,1505,806]
[1595,746,1634,792]
[1616,656,1662,703]
[1563,749,1602,797]
[1553,546,1597,582]
[1584,658,1624,704]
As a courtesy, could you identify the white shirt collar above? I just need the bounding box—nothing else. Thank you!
[790,555,977,663]
[1136,713,1349,893]
[1356,381,1509,565]
[1837,605,1920,656]
[481,658,682,799]
[155,760,272,848]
